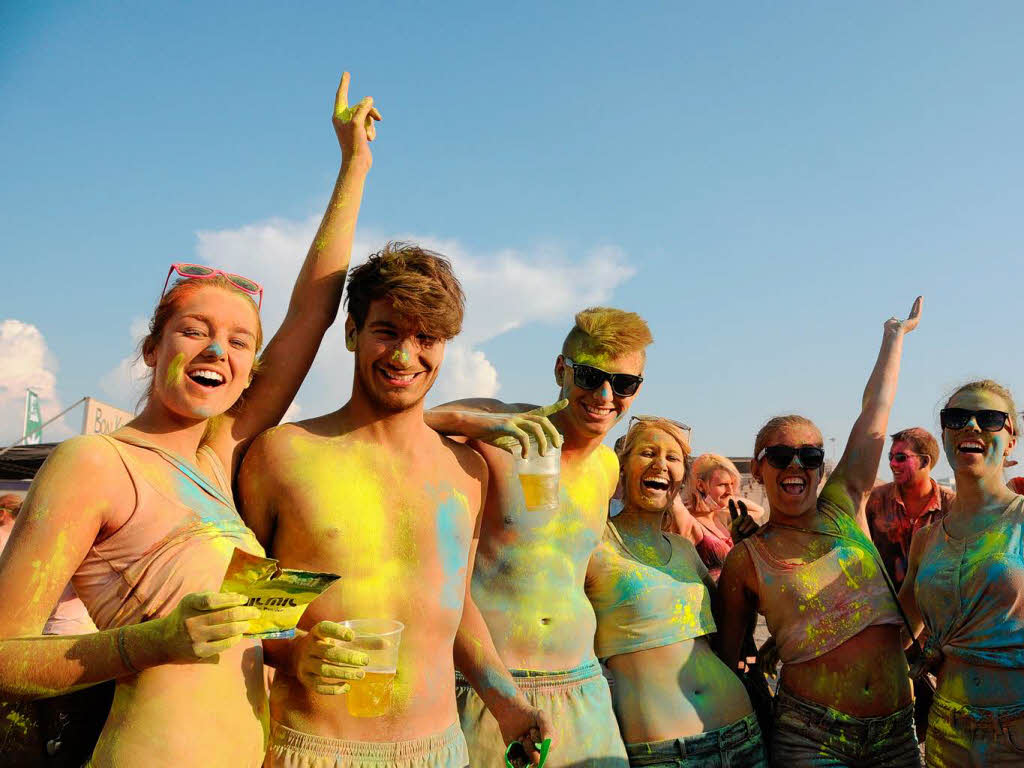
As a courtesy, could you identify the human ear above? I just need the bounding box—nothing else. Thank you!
[344,316,357,352]
[554,355,566,387]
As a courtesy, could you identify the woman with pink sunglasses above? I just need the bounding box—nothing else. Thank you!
[0,73,378,768]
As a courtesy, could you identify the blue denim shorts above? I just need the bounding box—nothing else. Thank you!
[771,686,920,767]
[624,712,767,768]
[925,693,1024,767]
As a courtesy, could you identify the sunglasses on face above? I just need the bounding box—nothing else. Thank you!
[939,408,1010,433]
[563,357,643,397]
[889,452,927,464]
[756,445,826,470]
[162,263,264,309]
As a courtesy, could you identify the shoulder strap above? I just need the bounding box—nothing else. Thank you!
[197,444,232,497]
[107,434,235,511]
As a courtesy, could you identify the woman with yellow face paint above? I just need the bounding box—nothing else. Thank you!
[586,418,768,767]
[717,298,923,767]
[899,379,1024,766]
[0,73,379,768]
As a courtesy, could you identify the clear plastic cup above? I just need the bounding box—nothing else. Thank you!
[341,619,404,718]
[514,439,561,511]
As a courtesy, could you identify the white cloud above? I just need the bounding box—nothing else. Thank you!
[281,401,302,424]
[101,215,634,421]
[0,319,73,444]
[98,316,149,411]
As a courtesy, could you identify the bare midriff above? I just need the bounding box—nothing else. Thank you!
[780,624,912,716]
[606,637,753,744]
[937,658,1024,707]
[471,445,615,670]
[90,640,267,768]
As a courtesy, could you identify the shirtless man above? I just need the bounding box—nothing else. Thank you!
[239,244,548,768]
[427,307,653,767]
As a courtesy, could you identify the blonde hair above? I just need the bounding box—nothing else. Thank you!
[685,453,741,508]
[753,414,823,458]
[944,379,1020,436]
[562,307,653,363]
[615,418,692,481]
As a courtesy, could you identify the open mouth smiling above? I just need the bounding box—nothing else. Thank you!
[641,477,670,492]
[780,476,807,496]
[957,439,986,455]
[187,368,226,388]
[378,366,421,386]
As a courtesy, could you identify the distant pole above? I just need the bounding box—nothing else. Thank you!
[0,397,88,458]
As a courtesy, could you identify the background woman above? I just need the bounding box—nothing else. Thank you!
[587,417,768,767]
[0,74,379,768]
[900,379,1024,766]
[678,453,766,581]
[717,298,923,767]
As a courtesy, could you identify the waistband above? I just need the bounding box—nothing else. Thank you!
[624,713,760,758]
[270,719,462,759]
[775,686,913,738]
[931,693,1024,734]
[455,658,602,693]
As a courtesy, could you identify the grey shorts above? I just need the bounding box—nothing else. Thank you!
[624,712,767,768]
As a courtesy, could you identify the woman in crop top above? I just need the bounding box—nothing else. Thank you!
[717,298,923,767]
[586,417,768,767]
[899,379,1024,766]
[0,74,380,768]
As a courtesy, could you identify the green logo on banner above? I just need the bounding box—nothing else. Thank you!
[24,389,42,445]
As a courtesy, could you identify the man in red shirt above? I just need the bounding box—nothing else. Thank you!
[865,426,954,740]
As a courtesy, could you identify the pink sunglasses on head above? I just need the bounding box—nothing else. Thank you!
[161,263,264,310]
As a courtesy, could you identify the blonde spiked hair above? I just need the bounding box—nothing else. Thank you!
[562,307,653,363]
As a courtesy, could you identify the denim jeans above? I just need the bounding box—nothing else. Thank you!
[925,693,1024,767]
[624,713,768,768]
[771,686,920,767]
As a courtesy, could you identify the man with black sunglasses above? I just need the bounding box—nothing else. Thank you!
[865,426,952,741]
[427,306,652,767]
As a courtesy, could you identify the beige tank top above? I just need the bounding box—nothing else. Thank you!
[72,435,263,629]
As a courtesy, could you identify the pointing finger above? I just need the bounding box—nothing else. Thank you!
[334,72,351,118]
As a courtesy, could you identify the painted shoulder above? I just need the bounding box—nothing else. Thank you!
[40,433,123,476]
[595,443,620,487]
[441,433,488,484]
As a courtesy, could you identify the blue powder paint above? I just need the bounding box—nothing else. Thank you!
[206,341,225,357]
[481,665,518,699]
[436,494,470,612]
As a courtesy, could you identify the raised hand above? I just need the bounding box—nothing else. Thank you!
[884,296,923,336]
[294,620,370,695]
[153,592,260,663]
[728,499,758,543]
[332,72,382,166]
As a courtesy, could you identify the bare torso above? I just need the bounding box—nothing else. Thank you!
[252,418,483,741]
[470,442,617,670]
[606,637,752,743]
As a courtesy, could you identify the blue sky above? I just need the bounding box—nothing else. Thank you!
[2,1,1023,479]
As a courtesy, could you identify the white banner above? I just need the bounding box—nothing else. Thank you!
[24,389,42,445]
[81,397,134,436]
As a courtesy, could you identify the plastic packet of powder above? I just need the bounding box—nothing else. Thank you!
[219,547,340,639]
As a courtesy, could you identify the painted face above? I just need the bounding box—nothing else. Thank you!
[349,299,445,413]
[554,351,644,439]
[146,286,259,420]
[889,439,926,485]
[621,428,686,513]
[942,389,1017,480]
[700,468,737,508]
[752,424,823,518]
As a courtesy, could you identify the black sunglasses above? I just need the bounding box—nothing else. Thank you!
[889,452,928,464]
[563,357,643,397]
[756,445,826,470]
[939,408,1010,433]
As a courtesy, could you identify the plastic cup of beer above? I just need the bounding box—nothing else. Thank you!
[514,438,561,511]
[341,618,404,718]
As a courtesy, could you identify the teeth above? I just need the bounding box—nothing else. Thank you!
[190,370,224,384]
[383,370,415,382]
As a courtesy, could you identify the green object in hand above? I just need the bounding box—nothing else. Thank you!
[505,738,551,768]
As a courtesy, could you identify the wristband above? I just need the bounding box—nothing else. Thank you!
[117,626,141,675]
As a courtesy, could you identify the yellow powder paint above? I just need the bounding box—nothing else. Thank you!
[166,352,186,387]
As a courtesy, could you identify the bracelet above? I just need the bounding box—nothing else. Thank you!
[117,626,141,675]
